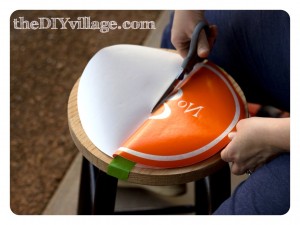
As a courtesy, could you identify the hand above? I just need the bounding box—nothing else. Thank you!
[171,10,218,58]
[221,117,290,175]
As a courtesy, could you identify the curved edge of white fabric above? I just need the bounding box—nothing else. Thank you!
[118,63,241,161]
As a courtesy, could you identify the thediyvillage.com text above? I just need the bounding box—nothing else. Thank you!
[12,16,156,33]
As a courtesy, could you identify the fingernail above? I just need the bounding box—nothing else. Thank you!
[228,132,236,140]
[198,48,209,58]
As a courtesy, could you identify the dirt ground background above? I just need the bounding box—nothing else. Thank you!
[10,10,162,214]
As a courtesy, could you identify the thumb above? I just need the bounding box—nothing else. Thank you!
[220,132,237,162]
[197,29,210,58]
[220,147,231,163]
[228,132,236,140]
[197,25,218,58]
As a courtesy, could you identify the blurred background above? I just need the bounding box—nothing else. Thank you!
[10,10,163,214]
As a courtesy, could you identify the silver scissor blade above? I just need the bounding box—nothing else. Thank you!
[151,78,180,113]
[151,67,199,113]
[151,69,186,113]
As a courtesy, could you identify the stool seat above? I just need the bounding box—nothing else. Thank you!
[68,78,227,186]
[67,57,248,213]
[66,46,249,214]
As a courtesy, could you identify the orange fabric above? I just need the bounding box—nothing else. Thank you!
[114,61,247,168]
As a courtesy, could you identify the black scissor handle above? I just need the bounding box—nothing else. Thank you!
[179,21,210,79]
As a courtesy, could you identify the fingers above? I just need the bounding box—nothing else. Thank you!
[197,30,210,58]
[222,132,260,175]
[197,25,218,58]
[220,132,236,162]
[227,131,236,140]
[221,132,248,175]
[231,162,248,175]
[231,161,262,175]
[172,23,218,59]
[172,37,190,58]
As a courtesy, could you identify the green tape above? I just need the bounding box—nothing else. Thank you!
[107,156,136,180]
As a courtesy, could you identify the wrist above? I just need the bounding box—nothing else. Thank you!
[262,117,290,153]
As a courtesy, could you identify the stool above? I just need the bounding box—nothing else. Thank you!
[68,78,231,215]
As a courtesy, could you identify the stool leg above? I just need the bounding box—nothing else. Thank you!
[77,157,118,215]
[207,163,231,213]
[77,156,94,215]
[93,169,118,215]
[194,178,210,215]
[194,163,231,215]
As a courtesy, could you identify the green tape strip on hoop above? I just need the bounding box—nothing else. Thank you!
[107,156,136,180]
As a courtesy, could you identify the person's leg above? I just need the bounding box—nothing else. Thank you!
[213,153,290,215]
[206,11,290,214]
[205,10,290,112]
[160,10,290,215]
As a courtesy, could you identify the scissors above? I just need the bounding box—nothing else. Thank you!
[152,21,210,113]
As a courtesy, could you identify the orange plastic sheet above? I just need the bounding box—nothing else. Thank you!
[114,61,247,168]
